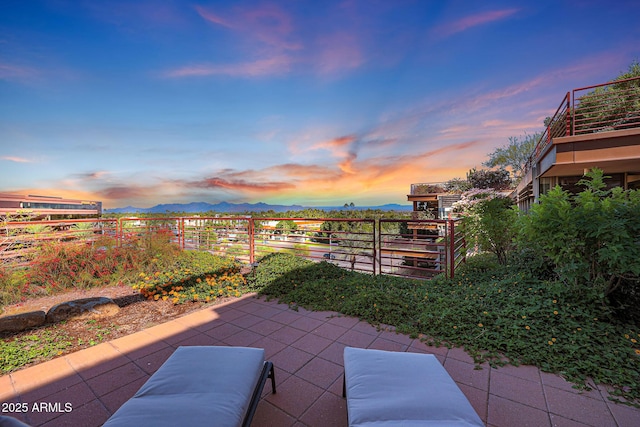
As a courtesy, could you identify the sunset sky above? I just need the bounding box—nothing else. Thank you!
[1,1,639,209]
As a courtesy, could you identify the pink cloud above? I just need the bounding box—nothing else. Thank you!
[313,32,364,75]
[194,5,233,28]
[0,155,32,163]
[164,56,292,78]
[0,63,39,82]
[190,177,295,193]
[432,9,519,39]
[98,186,147,200]
[180,4,368,79]
[195,3,301,51]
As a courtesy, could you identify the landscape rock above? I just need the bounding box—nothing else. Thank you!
[0,311,46,333]
[46,297,120,323]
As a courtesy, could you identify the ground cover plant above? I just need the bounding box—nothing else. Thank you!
[0,320,119,374]
[250,252,640,405]
[132,250,253,304]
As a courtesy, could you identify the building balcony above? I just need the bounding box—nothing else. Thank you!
[516,76,640,209]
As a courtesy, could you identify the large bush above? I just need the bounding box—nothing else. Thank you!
[518,169,640,300]
[453,189,518,265]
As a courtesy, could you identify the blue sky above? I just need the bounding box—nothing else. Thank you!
[1,0,639,208]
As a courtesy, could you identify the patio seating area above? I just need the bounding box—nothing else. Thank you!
[1,294,639,427]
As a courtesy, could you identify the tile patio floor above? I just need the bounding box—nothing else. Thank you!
[1,293,640,427]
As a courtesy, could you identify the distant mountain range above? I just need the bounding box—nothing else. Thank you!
[105,201,413,214]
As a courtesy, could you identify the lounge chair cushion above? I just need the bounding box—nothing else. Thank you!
[103,346,266,427]
[343,347,484,426]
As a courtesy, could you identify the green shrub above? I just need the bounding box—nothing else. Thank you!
[518,168,640,298]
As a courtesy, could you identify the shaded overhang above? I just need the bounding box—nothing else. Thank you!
[538,128,640,177]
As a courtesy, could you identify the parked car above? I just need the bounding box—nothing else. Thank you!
[323,253,336,259]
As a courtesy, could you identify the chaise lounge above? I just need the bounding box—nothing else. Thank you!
[343,347,484,426]
[103,346,275,427]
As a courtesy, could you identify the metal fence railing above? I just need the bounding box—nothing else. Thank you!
[1,217,465,279]
[0,218,119,268]
[379,219,464,279]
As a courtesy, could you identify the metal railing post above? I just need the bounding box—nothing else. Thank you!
[449,219,455,279]
[249,218,255,264]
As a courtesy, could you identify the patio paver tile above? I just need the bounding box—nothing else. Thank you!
[458,382,489,423]
[304,310,337,321]
[39,399,110,427]
[268,325,307,344]
[490,369,547,410]
[317,341,347,366]
[605,400,640,427]
[377,328,414,346]
[487,394,551,427]
[444,357,490,391]
[202,322,244,340]
[550,414,601,427]
[291,333,333,355]
[270,346,315,374]
[368,336,408,352]
[299,391,348,427]
[295,357,343,390]
[173,331,222,347]
[108,330,171,360]
[264,375,324,419]
[209,307,247,322]
[229,312,264,329]
[544,386,617,427]
[62,343,129,380]
[250,336,288,360]
[446,346,476,364]
[327,374,345,398]
[98,376,148,414]
[326,315,360,329]
[270,310,305,325]
[310,322,348,341]
[490,363,541,382]
[220,328,263,347]
[411,340,450,357]
[131,346,175,375]
[235,301,269,314]
[336,329,377,348]
[248,319,285,336]
[85,362,147,397]
[252,401,297,427]
[251,305,287,320]
[289,316,326,333]
[349,320,381,336]
[26,381,98,426]
[540,371,603,400]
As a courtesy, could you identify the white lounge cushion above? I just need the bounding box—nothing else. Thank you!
[343,347,484,426]
[103,346,265,427]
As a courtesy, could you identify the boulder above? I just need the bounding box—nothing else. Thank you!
[0,311,46,333]
[46,297,120,323]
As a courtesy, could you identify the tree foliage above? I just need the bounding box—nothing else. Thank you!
[466,167,512,190]
[453,189,517,265]
[483,133,541,183]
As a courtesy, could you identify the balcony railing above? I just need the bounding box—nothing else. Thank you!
[523,75,640,177]
[1,217,465,279]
